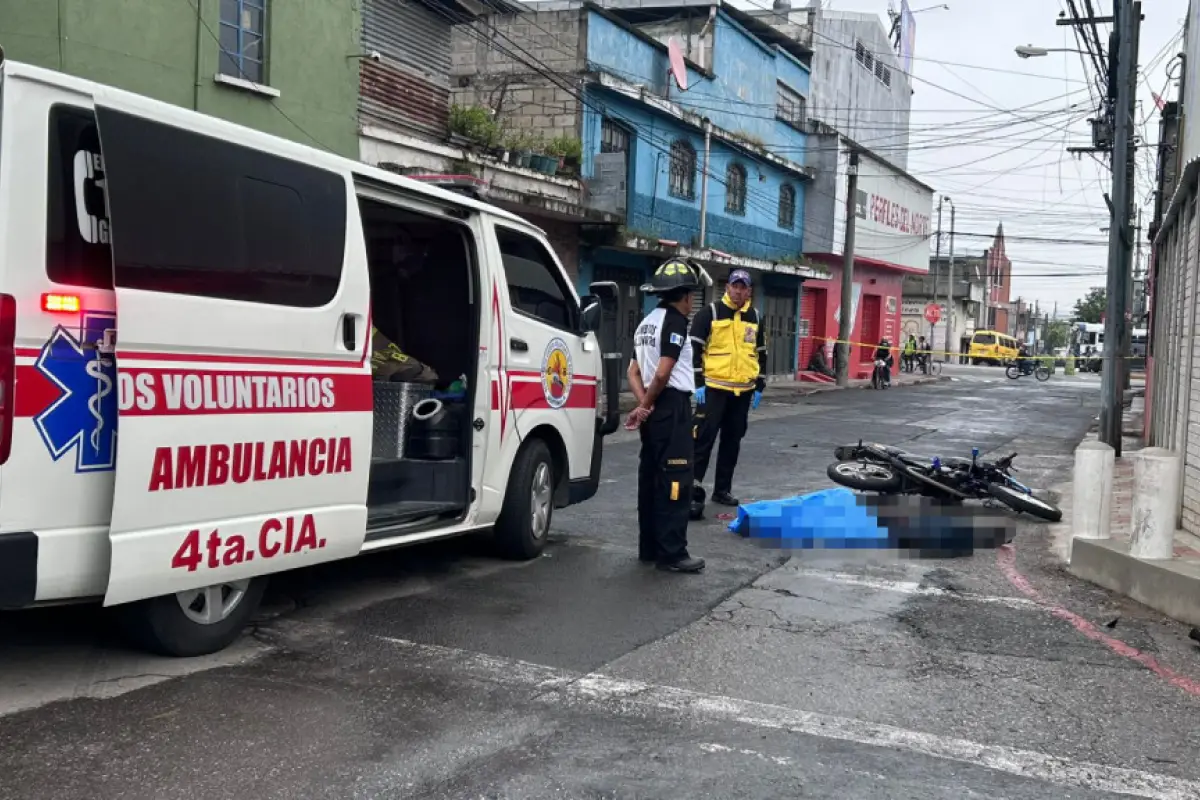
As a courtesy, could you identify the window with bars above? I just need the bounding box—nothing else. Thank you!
[668,139,696,201]
[219,0,267,84]
[778,184,795,229]
[776,83,807,129]
[725,163,746,215]
[600,118,629,153]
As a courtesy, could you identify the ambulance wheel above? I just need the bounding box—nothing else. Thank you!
[495,438,554,560]
[120,577,268,657]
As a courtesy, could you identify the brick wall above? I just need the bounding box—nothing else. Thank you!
[450,12,584,142]
[538,217,580,281]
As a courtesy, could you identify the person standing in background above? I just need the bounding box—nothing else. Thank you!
[688,269,766,520]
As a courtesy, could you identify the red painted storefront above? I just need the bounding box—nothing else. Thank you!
[797,258,910,380]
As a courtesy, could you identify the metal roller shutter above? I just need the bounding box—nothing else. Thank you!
[359,0,452,137]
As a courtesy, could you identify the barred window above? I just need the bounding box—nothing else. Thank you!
[778,184,796,229]
[668,139,696,201]
[725,163,746,215]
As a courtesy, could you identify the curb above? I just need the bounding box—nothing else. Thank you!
[1069,538,1200,627]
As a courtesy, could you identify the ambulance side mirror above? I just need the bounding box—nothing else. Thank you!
[587,281,622,436]
[580,296,602,333]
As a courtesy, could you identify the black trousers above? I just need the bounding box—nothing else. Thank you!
[637,388,694,564]
[692,386,752,497]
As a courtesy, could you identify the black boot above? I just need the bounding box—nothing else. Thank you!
[690,486,707,520]
[712,490,739,506]
[657,556,706,573]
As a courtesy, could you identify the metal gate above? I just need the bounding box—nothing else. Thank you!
[594,264,644,391]
[761,288,798,377]
[859,294,882,364]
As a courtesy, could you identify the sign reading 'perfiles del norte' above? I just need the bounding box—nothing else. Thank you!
[836,147,935,273]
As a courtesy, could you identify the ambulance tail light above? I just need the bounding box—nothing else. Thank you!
[42,293,81,313]
[0,294,16,465]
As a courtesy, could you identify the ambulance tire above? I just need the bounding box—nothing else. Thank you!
[119,577,268,658]
[494,438,555,560]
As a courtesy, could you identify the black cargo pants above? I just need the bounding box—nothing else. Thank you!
[637,388,694,565]
[692,386,752,498]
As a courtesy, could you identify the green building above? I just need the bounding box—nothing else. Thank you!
[0,0,361,157]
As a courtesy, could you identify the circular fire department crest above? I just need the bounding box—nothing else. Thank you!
[542,338,574,410]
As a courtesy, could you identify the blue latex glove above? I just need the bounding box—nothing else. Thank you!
[751,390,762,410]
[695,386,706,405]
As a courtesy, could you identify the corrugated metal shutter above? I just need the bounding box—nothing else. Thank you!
[1183,200,1200,534]
[797,285,817,369]
[359,0,453,138]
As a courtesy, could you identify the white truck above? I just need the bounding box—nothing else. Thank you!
[0,58,622,656]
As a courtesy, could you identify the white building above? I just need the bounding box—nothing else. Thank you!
[804,5,914,171]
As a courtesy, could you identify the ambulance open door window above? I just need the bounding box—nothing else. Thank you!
[46,105,113,290]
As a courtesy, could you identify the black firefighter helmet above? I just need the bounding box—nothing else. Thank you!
[641,257,703,296]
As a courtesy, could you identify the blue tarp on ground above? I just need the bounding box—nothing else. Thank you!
[726,487,891,549]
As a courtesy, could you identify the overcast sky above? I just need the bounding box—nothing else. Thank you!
[824,0,1187,316]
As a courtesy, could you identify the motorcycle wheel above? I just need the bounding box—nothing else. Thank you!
[827,461,903,492]
[1034,365,1051,382]
[871,371,880,390]
[1005,365,1021,380]
[986,483,1062,522]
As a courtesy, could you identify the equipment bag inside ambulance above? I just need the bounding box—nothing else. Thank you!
[0,60,621,657]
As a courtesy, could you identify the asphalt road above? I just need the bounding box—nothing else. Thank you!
[4,371,1200,800]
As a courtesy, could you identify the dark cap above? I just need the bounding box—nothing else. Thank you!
[728,269,752,286]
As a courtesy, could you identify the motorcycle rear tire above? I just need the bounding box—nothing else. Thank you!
[827,461,903,492]
[1005,365,1021,380]
[986,483,1062,522]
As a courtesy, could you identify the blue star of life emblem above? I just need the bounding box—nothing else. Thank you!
[34,312,119,473]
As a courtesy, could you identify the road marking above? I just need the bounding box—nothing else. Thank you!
[780,567,1038,609]
[699,742,794,766]
[377,636,1200,799]
[996,545,1200,698]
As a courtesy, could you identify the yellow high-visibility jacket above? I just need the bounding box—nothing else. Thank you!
[689,294,768,395]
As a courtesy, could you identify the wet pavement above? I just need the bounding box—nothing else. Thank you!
[4,372,1200,799]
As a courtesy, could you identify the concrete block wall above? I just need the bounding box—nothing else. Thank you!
[451,12,584,143]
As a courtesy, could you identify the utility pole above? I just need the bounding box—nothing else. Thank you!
[1124,207,1142,390]
[946,200,956,362]
[1097,0,1140,456]
[933,196,944,349]
[836,150,859,387]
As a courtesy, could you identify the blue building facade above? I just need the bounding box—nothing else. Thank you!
[571,3,820,377]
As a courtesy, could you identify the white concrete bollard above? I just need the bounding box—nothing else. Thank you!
[1129,447,1181,560]
[1073,440,1115,540]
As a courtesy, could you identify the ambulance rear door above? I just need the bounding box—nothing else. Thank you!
[93,98,373,606]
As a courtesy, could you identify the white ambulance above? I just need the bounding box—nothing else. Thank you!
[0,58,621,656]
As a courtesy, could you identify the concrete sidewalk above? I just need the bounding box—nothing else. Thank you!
[1066,395,1200,627]
[617,370,943,413]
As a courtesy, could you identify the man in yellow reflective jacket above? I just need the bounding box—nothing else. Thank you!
[689,269,767,518]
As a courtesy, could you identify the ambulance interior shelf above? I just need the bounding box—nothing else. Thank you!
[360,198,478,532]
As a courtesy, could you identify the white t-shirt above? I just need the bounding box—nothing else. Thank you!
[633,305,695,393]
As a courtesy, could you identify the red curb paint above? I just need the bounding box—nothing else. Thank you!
[995,545,1200,698]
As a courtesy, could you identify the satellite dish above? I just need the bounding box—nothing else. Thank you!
[667,37,688,92]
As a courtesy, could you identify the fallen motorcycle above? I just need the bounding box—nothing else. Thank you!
[826,441,1062,522]
[1006,360,1051,382]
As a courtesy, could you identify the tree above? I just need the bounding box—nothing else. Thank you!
[1045,320,1071,350]
[1073,287,1106,323]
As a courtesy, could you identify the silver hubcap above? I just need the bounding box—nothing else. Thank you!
[834,462,893,480]
[530,461,553,540]
[176,580,250,626]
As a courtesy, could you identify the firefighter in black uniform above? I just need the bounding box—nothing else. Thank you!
[625,258,706,573]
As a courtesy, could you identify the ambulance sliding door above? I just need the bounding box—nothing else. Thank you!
[93,100,373,606]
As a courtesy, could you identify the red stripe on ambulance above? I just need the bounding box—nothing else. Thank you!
[120,369,372,416]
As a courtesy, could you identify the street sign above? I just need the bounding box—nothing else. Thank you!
[924,303,942,324]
